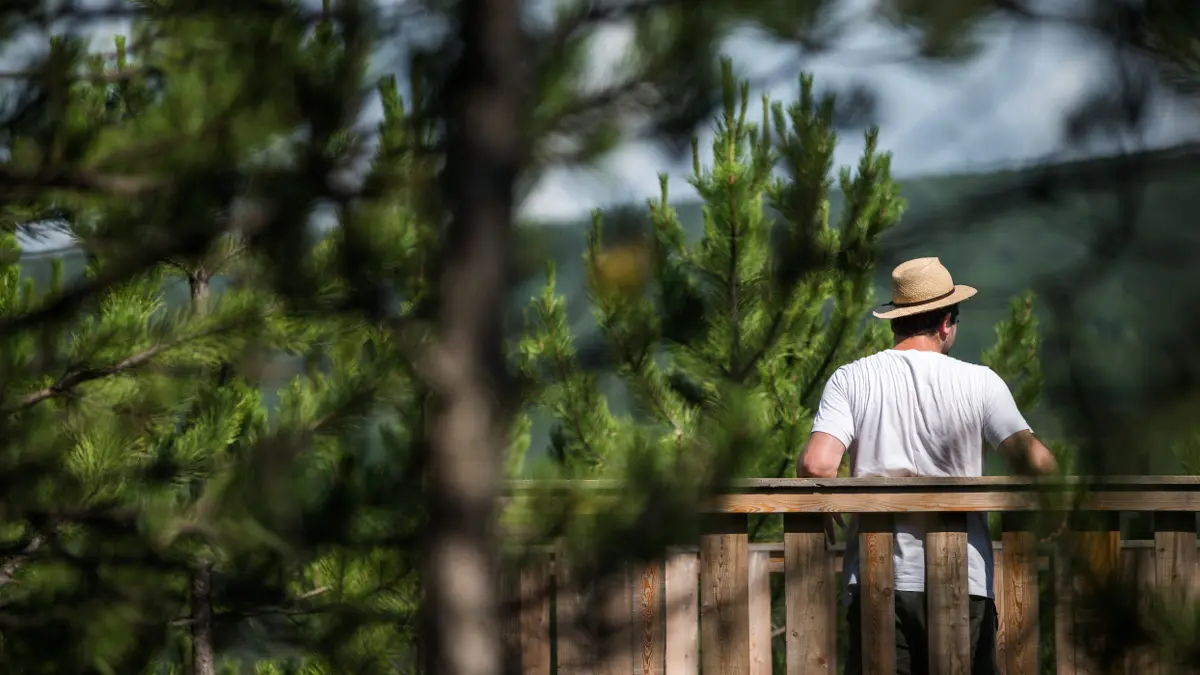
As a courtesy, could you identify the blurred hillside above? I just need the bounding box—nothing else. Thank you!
[20,144,1200,469]
[511,146,1200,453]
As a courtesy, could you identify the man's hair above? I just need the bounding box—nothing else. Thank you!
[890,304,959,340]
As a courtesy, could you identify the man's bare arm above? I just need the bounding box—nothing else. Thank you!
[797,432,847,544]
[997,429,1059,476]
[797,431,847,478]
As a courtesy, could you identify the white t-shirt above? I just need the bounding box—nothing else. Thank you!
[810,349,1031,600]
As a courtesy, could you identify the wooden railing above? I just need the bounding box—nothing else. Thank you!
[504,477,1200,675]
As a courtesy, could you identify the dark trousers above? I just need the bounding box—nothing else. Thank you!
[844,589,1000,675]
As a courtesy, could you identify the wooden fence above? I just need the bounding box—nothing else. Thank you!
[504,476,1200,675]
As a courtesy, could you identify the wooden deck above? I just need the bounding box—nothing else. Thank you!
[503,477,1200,675]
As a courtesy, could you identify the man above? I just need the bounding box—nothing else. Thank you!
[797,257,1059,675]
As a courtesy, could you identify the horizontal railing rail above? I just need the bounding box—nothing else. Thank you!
[508,476,1200,512]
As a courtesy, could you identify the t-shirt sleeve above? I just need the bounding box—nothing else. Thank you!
[811,368,855,448]
[981,369,1032,448]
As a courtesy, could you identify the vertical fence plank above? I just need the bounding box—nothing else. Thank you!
[700,514,750,675]
[502,557,523,675]
[1053,511,1120,675]
[748,550,772,675]
[1138,545,1161,675]
[599,563,633,675]
[784,513,835,675]
[1155,512,1198,595]
[927,513,970,675]
[556,545,593,675]
[520,551,552,675]
[859,513,895,675]
[639,560,664,675]
[1001,514,1039,675]
[1156,512,1197,674]
[665,550,699,675]
[1123,546,1159,675]
[1077,513,1119,675]
[1054,546,1076,675]
[993,545,1006,671]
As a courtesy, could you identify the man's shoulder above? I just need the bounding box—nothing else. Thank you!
[839,351,1002,383]
[838,350,895,369]
[940,354,997,374]
[828,352,884,380]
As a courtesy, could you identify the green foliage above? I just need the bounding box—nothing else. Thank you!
[981,292,1075,476]
[0,10,427,673]
[520,61,902,500]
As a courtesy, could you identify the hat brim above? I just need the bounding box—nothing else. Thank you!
[871,285,978,320]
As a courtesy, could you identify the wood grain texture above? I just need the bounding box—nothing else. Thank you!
[599,564,633,675]
[993,549,1006,671]
[927,514,970,675]
[1054,546,1077,675]
[1000,514,1038,675]
[1154,511,1197,675]
[507,476,1200,492]
[651,539,1192,556]
[520,553,552,675]
[1155,512,1198,595]
[554,546,593,675]
[858,513,895,675]
[665,551,699,675]
[1075,514,1119,675]
[712,491,1200,513]
[504,476,1200,516]
[783,513,835,675]
[1124,547,1159,675]
[700,514,750,675]
[748,550,772,675]
[639,561,664,675]
[501,561,523,675]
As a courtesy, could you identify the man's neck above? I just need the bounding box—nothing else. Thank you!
[893,335,944,353]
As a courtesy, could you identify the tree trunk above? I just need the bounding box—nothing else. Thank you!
[187,271,216,675]
[190,563,216,675]
[422,0,524,674]
[189,272,210,310]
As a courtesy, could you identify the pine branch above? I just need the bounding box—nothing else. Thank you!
[0,166,164,198]
[12,347,165,411]
[0,201,278,339]
[171,586,332,625]
[732,309,784,380]
[546,344,604,467]
[0,66,153,83]
[0,534,47,587]
[7,327,229,413]
[6,2,390,27]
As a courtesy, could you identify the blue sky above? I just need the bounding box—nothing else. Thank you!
[6,0,1200,249]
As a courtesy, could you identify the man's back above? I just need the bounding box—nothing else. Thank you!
[812,349,1031,599]
[802,257,1054,675]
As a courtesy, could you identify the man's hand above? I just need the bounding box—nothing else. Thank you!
[824,513,846,546]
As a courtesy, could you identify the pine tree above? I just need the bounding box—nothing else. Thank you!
[982,291,1075,475]
[0,9,429,673]
[520,60,898,493]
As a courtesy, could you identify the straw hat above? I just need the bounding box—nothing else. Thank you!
[872,257,977,320]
